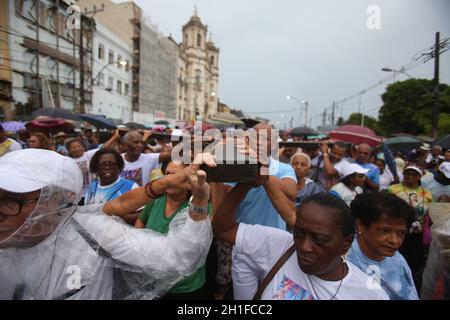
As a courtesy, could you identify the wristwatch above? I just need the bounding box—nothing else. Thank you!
[323,153,329,157]
[188,201,209,215]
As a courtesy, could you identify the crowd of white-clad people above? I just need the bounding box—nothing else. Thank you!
[1,122,449,300]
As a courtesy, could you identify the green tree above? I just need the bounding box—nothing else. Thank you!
[378,79,450,136]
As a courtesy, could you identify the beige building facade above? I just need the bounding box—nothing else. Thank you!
[177,9,220,122]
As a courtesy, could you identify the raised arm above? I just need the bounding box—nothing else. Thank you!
[104,153,216,219]
[102,129,121,149]
[75,169,213,278]
[321,142,339,176]
[212,183,252,245]
[263,176,296,228]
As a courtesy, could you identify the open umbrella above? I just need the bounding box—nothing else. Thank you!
[434,134,450,149]
[154,120,170,126]
[330,125,383,147]
[80,114,117,130]
[31,107,82,122]
[184,122,217,133]
[289,126,319,137]
[0,121,26,133]
[125,122,146,130]
[25,118,74,136]
[384,136,422,153]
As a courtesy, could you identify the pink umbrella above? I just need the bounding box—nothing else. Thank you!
[25,118,74,136]
[330,125,383,147]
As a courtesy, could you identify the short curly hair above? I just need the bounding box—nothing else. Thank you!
[89,148,125,174]
[350,192,416,229]
[298,193,355,237]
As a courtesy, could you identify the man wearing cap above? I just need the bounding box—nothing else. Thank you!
[408,143,431,164]
[54,131,68,156]
[355,143,380,191]
[0,124,22,157]
[421,162,450,202]
[0,149,215,299]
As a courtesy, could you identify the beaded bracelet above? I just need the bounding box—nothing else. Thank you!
[144,181,164,199]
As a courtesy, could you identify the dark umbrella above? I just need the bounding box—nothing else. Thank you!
[241,118,260,129]
[290,126,320,137]
[31,107,82,122]
[154,120,170,126]
[80,114,117,130]
[384,136,422,154]
[434,134,450,149]
[125,122,146,130]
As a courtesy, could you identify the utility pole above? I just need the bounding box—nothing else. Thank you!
[432,32,440,139]
[331,101,336,126]
[322,108,327,126]
[35,0,41,110]
[79,5,104,114]
[79,17,85,114]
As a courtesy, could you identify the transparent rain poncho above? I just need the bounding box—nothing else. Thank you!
[0,149,213,300]
[421,203,450,299]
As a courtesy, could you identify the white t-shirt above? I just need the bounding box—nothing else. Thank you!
[121,153,160,186]
[426,154,444,164]
[232,224,389,300]
[312,154,351,178]
[72,148,99,196]
[0,138,22,156]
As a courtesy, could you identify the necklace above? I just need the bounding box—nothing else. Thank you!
[307,261,347,300]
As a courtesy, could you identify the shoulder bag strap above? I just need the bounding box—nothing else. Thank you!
[253,244,296,300]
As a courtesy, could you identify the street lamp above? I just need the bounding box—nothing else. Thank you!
[381,67,432,94]
[90,59,128,89]
[286,95,308,126]
[382,66,439,137]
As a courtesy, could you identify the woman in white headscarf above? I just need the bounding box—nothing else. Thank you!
[0,149,216,300]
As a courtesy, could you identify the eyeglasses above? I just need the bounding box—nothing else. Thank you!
[0,198,39,221]
[98,162,118,169]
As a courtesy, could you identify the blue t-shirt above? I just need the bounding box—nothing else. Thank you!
[347,239,418,300]
[357,162,380,185]
[84,177,138,205]
[227,158,297,230]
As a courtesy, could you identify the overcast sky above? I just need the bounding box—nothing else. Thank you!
[125,0,450,129]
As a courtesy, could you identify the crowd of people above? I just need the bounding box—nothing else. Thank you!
[0,122,449,300]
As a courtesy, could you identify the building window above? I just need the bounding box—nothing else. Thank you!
[117,80,122,94]
[117,55,123,69]
[98,73,104,87]
[210,56,214,66]
[98,44,105,60]
[185,34,188,45]
[124,83,129,96]
[108,77,114,90]
[197,34,201,47]
[108,50,114,65]
[125,59,130,72]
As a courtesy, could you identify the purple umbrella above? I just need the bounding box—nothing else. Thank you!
[0,121,26,133]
